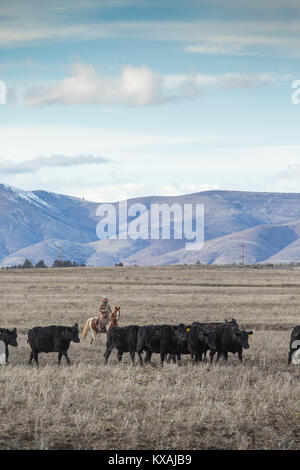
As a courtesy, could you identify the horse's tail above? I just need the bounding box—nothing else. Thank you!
[82,319,90,341]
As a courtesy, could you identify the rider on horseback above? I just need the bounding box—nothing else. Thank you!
[98,296,112,332]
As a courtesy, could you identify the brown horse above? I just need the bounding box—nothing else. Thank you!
[82,306,121,344]
[107,306,120,333]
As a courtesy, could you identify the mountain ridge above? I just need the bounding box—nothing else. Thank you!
[1,183,300,266]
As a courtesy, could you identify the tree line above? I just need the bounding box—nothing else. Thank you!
[3,259,86,269]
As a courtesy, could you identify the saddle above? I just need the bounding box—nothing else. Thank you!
[92,317,107,333]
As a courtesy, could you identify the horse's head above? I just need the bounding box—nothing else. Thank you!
[112,306,120,320]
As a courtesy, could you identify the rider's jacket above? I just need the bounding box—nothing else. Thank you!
[99,301,112,317]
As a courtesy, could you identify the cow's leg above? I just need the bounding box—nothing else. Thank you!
[117,351,123,362]
[138,352,143,365]
[104,344,113,364]
[5,344,9,363]
[209,350,216,363]
[194,354,200,363]
[33,351,39,365]
[176,353,182,366]
[223,351,229,361]
[130,351,135,364]
[288,350,293,365]
[58,352,62,364]
[215,351,222,363]
[160,352,165,367]
[144,350,152,364]
[238,350,243,363]
[28,351,34,364]
[64,352,71,365]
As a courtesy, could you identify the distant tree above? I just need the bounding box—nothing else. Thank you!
[22,259,33,269]
[35,260,47,268]
[52,259,83,268]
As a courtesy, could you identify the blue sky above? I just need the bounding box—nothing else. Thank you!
[0,0,300,201]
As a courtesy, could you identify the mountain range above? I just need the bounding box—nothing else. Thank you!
[1,183,300,266]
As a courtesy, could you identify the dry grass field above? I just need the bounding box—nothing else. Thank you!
[0,265,299,450]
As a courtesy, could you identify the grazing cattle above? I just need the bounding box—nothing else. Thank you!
[167,324,216,363]
[27,324,80,365]
[191,319,240,361]
[104,325,141,364]
[209,323,253,363]
[0,327,18,363]
[187,324,216,362]
[137,324,187,366]
[288,325,300,364]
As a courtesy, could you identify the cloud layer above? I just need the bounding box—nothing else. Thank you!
[0,154,109,174]
[24,63,286,107]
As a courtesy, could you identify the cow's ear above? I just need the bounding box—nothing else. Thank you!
[186,327,190,333]
[74,323,78,328]
[248,331,253,336]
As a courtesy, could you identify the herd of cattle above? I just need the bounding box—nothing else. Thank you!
[1,320,300,366]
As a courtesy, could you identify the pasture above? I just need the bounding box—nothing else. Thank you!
[0,265,299,450]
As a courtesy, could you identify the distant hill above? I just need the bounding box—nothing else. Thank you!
[1,184,300,266]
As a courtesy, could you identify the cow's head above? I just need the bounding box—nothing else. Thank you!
[0,328,18,347]
[233,328,253,349]
[175,323,189,343]
[67,323,80,343]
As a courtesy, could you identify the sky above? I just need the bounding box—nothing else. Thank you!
[0,0,300,202]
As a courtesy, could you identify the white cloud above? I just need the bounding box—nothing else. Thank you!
[25,63,172,107]
[184,43,257,56]
[0,154,110,174]
[23,62,286,107]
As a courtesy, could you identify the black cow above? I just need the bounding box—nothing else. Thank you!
[209,323,253,363]
[104,325,141,364]
[187,324,216,362]
[27,324,80,365]
[288,325,300,364]
[0,327,18,363]
[191,319,241,361]
[137,324,186,366]
[167,324,216,363]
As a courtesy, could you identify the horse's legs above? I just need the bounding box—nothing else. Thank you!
[90,328,95,344]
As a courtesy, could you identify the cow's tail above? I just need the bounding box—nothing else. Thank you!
[82,320,90,341]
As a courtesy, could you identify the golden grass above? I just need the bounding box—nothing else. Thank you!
[0,266,299,449]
